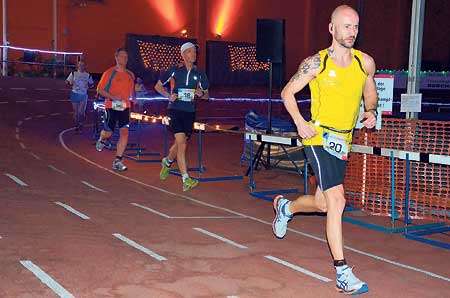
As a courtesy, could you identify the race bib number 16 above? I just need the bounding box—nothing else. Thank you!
[322,131,349,160]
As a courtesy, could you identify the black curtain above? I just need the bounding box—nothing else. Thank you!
[126,34,196,84]
[206,40,284,86]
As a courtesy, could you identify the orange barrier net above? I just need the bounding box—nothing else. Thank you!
[345,118,450,223]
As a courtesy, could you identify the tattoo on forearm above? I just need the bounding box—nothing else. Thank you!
[289,54,321,82]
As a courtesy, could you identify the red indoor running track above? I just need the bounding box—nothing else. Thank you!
[1,78,449,298]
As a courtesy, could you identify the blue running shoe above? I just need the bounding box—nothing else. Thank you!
[335,265,369,295]
[272,195,293,239]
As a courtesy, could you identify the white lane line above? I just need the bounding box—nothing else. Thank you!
[36,99,50,103]
[16,127,20,133]
[28,152,42,160]
[57,99,70,102]
[15,134,20,140]
[81,180,108,193]
[35,115,45,118]
[227,296,240,298]
[17,120,23,126]
[48,165,67,175]
[173,216,244,219]
[50,112,61,116]
[16,100,28,103]
[54,202,90,220]
[342,245,450,282]
[58,128,450,283]
[10,87,26,90]
[131,203,243,219]
[193,228,248,249]
[112,233,167,261]
[19,142,26,149]
[264,255,332,282]
[24,116,32,121]
[0,101,8,104]
[5,173,28,186]
[131,203,171,218]
[35,88,51,91]
[20,260,74,298]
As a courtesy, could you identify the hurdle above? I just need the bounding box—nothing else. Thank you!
[403,153,450,249]
[344,145,448,234]
[122,119,162,163]
[166,121,244,182]
[123,113,166,163]
[245,132,308,202]
[92,102,139,151]
[92,102,161,160]
[95,109,242,180]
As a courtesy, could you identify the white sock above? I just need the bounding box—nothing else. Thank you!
[182,173,189,182]
[284,201,293,216]
[165,158,173,167]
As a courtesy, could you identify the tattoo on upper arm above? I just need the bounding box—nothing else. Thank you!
[289,54,321,83]
[312,54,321,69]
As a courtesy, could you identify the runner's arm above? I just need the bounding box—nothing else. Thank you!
[360,53,378,128]
[281,53,320,138]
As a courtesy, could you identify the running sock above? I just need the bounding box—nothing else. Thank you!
[283,201,293,217]
[182,173,189,183]
[165,159,173,167]
[115,156,122,160]
[334,259,347,270]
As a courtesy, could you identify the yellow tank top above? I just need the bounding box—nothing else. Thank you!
[303,48,367,146]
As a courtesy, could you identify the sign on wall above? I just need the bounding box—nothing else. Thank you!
[355,75,394,130]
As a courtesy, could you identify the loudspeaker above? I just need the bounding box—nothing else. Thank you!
[256,19,285,63]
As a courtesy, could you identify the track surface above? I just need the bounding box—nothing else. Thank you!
[1,78,449,298]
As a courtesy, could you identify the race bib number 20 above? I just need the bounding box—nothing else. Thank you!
[322,131,349,160]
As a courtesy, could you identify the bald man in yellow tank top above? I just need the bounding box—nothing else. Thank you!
[272,5,378,296]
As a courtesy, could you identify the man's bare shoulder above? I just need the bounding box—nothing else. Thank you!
[305,52,321,71]
[360,51,376,73]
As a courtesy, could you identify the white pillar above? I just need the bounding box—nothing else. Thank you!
[406,0,425,119]
[2,0,7,76]
[53,0,57,77]
[53,0,57,51]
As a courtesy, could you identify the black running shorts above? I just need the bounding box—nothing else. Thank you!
[168,109,195,137]
[104,108,130,131]
[304,145,348,191]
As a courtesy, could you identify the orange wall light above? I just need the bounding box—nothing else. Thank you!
[147,0,183,32]
[212,0,242,37]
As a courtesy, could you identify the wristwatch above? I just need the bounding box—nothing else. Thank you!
[367,109,378,117]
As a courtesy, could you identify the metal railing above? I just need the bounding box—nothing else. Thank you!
[0,45,83,78]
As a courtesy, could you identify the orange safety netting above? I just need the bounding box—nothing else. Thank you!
[345,118,450,223]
